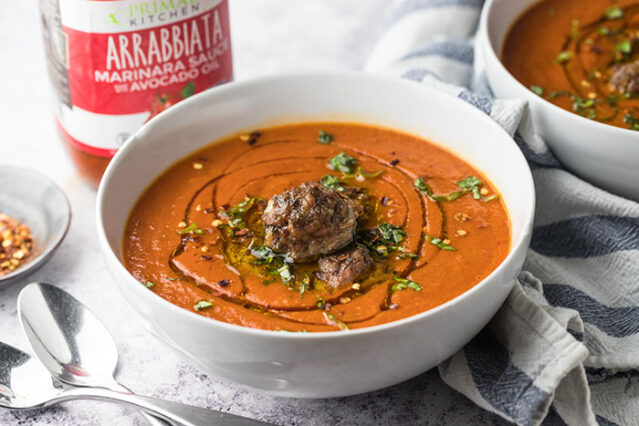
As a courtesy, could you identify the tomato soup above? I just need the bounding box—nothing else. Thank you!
[503,0,639,130]
[122,123,510,332]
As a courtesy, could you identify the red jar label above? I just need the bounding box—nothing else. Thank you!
[40,0,233,157]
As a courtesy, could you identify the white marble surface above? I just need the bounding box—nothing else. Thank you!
[0,1,509,424]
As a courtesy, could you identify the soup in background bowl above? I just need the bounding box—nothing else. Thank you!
[479,0,639,201]
[503,0,639,130]
[97,72,534,397]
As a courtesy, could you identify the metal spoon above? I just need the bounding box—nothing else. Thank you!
[0,341,267,425]
[17,282,269,426]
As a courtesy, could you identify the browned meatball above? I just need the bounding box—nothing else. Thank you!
[262,182,359,261]
[610,60,639,95]
[317,245,374,288]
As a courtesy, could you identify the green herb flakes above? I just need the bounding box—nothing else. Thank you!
[605,6,624,20]
[318,130,334,144]
[323,312,349,330]
[178,222,204,235]
[616,40,632,55]
[358,223,407,259]
[398,253,418,260]
[219,196,257,229]
[251,246,278,265]
[597,26,610,36]
[427,235,457,251]
[415,176,485,202]
[530,85,545,96]
[194,300,213,311]
[328,152,357,174]
[278,264,293,285]
[378,223,407,245]
[343,166,384,181]
[299,273,310,298]
[457,176,483,199]
[624,114,639,131]
[316,296,327,310]
[554,51,574,64]
[391,277,422,292]
[320,174,345,192]
[142,280,156,289]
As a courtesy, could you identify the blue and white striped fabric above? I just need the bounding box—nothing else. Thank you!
[366,1,639,425]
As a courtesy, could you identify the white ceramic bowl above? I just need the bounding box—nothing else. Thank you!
[479,0,639,201]
[96,72,535,398]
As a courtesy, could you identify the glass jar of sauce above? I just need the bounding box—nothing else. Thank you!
[38,0,233,187]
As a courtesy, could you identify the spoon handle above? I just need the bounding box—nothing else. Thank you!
[110,382,171,426]
[51,387,271,426]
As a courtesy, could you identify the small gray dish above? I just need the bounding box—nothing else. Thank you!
[0,165,71,286]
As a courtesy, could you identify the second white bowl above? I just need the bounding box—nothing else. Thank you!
[479,0,639,201]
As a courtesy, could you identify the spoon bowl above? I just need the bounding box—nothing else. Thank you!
[0,342,62,409]
[17,282,119,388]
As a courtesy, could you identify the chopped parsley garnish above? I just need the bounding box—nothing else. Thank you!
[414,176,484,202]
[320,174,345,192]
[318,130,334,144]
[250,246,295,286]
[219,196,257,229]
[427,236,457,251]
[597,26,610,36]
[398,253,418,260]
[554,51,574,64]
[343,166,384,181]
[328,152,357,174]
[624,114,639,131]
[572,97,599,118]
[378,223,407,245]
[482,194,500,203]
[530,85,544,96]
[616,40,632,57]
[457,176,482,199]
[251,246,278,265]
[358,223,407,258]
[316,296,327,309]
[299,273,310,298]
[142,280,156,289]
[165,277,178,281]
[414,177,433,196]
[550,91,601,119]
[605,6,624,20]
[194,300,213,311]
[391,277,422,292]
[178,223,204,235]
[277,264,293,285]
[414,177,464,201]
[323,312,349,330]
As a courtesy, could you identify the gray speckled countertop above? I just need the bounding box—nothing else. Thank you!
[0,1,509,424]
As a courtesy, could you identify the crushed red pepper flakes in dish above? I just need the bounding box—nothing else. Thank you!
[0,213,34,276]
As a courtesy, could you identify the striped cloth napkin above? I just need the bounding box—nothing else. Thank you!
[366,1,639,425]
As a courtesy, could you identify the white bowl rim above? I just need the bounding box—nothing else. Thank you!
[96,70,536,340]
[479,0,639,137]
